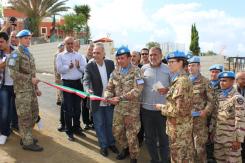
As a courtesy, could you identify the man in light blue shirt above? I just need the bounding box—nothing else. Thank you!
[141,47,170,163]
[56,37,86,141]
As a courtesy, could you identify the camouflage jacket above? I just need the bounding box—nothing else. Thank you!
[192,73,214,114]
[8,46,36,93]
[160,70,193,138]
[104,64,144,116]
[212,88,245,143]
[54,53,61,83]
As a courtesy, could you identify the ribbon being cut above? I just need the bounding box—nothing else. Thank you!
[41,81,107,101]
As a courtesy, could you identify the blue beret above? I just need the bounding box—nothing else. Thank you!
[16,30,32,38]
[116,46,130,57]
[218,71,235,79]
[188,56,200,64]
[209,64,224,72]
[186,52,193,59]
[166,50,186,61]
[57,42,64,48]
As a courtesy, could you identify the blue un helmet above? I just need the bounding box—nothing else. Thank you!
[188,56,200,64]
[209,64,224,72]
[186,52,193,60]
[165,50,186,61]
[116,46,130,57]
[16,29,32,38]
[218,71,235,79]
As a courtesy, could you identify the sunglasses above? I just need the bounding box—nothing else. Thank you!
[141,53,149,55]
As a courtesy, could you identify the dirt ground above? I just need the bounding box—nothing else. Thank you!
[0,110,150,163]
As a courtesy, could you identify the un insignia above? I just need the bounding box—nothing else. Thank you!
[237,97,244,105]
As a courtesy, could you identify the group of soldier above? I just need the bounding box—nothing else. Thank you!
[1,28,245,163]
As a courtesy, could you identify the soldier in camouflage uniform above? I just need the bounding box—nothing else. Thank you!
[54,42,66,132]
[210,71,245,163]
[104,46,144,163]
[188,56,214,163]
[207,64,223,163]
[8,30,43,151]
[155,51,194,163]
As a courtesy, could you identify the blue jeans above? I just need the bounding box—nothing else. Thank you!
[0,85,16,136]
[93,106,115,148]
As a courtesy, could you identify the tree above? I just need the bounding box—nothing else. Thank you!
[58,13,85,36]
[146,41,160,49]
[9,0,69,37]
[74,5,91,43]
[189,24,200,56]
[0,4,3,18]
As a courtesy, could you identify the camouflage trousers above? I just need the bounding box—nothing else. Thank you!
[193,118,208,163]
[167,118,195,163]
[214,142,242,163]
[56,89,62,104]
[15,91,39,146]
[113,112,140,159]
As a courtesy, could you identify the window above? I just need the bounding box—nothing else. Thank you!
[41,27,47,34]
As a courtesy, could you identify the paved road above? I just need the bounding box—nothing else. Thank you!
[0,73,149,163]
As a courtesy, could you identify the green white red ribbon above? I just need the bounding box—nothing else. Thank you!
[41,81,107,101]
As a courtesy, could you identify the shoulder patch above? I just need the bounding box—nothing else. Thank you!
[12,53,18,58]
[237,97,244,105]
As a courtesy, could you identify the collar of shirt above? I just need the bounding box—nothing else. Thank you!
[210,80,219,88]
[221,87,233,97]
[96,61,105,68]
[120,63,131,75]
[19,45,30,58]
[169,71,180,83]
[189,73,199,83]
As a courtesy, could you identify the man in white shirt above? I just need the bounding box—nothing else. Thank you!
[56,37,86,141]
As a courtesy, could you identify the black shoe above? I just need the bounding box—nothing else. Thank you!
[130,159,137,163]
[116,148,129,160]
[56,101,61,106]
[20,138,38,146]
[84,125,91,130]
[109,145,119,154]
[57,126,66,132]
[100,148,108,157]
[67,134,75,141]
[74,129,86,137]
[22,144,43,152]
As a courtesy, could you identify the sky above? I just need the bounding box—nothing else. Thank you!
[65,0,245,56]
[1,0,245,56]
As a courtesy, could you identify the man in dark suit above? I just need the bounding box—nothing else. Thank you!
[83,43,118,157]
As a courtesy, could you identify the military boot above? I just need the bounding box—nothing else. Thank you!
[130,159,137,163]
[20,138,38,146]
[116,147,129,160]
[22,144,43,152]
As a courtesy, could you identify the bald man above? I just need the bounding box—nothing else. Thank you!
[56,37,87,140]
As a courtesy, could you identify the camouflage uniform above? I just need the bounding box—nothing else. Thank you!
[210,88,245,163]
[104,64,143,159]
[160,70,194,163]
[54,53,62,103]
[191,73,213,163]
[8,46,39,146]
[207,81,221,161]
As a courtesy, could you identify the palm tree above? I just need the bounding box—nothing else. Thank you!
[9,0,69,37]
[74,5,91,43]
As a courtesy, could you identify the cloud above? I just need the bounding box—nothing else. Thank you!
[152,3,245,56]
[68,0,245,56]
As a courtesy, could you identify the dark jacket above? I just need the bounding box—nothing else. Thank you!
[83,59,115,112]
